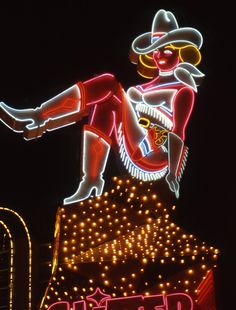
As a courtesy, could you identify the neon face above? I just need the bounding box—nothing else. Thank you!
[153,47,179,72]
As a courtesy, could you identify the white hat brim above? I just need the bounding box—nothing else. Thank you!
[132,27,203,55]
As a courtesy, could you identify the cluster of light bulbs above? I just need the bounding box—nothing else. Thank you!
[41,177,219,309]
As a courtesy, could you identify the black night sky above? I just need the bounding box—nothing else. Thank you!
[0,1,234,309]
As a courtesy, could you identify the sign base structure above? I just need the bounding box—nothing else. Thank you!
[40,177,219,310]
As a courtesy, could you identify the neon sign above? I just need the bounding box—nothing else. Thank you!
[0,9,204,203]
[48,289,194,310]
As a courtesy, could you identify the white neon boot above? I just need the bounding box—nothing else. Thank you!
[64,126,111,205]
[0,82,87,140]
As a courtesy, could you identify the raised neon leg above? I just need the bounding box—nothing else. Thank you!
[0,83,86,140]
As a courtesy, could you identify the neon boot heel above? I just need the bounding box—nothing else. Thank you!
[64,126,111,205]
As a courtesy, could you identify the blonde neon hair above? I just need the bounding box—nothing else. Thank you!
[168,44,202,66]
[130,44,202,79]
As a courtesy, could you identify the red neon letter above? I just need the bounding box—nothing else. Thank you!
[106,295,165,310]
[73,300,87,310]
[48,301,70,310]
[143,295,165,309]
[166,293,193,310]
[106,296,143,310]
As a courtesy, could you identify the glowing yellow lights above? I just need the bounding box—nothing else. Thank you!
[142,258,148,264]
[0,207,32,310]
[39,177,219,308]
[0,221,14,310]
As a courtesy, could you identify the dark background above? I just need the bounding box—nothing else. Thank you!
[0,1,234,309]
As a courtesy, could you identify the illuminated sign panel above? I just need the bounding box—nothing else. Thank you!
[39,177,218,309]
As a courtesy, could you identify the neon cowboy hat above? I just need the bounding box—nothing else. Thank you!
[132,9,203,54]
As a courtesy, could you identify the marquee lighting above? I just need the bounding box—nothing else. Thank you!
[41,177,219,309]
[0,207,33,310]
[0,221,14,310]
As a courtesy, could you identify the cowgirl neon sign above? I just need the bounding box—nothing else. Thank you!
[0,9,204,204]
